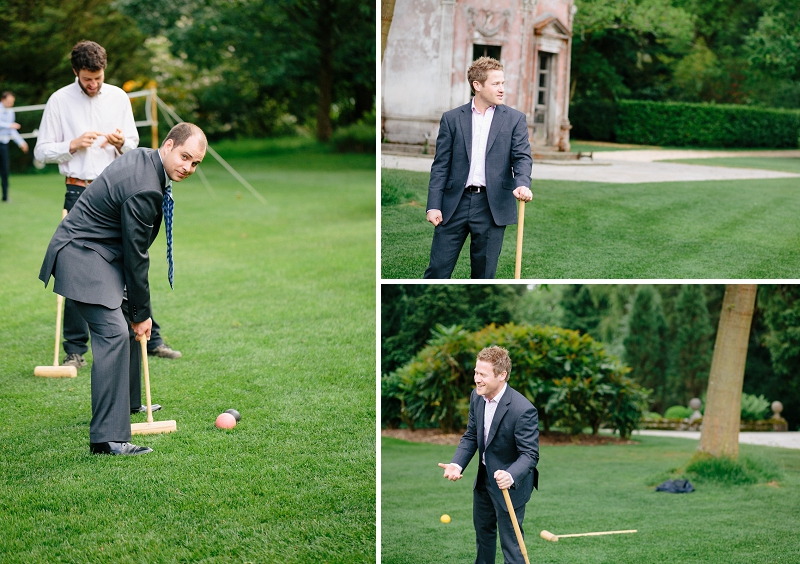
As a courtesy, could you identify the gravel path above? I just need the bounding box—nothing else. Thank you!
[381,151,800,184]
[633,430,800,450]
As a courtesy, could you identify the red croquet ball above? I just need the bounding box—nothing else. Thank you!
[215,412,237,429]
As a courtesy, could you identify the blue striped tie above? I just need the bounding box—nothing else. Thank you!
[162,184,174,289]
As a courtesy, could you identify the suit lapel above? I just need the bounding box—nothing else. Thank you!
[459,103,472,164]
[486,388,511,448]
[486,105,507,155]
[476,393,486,453]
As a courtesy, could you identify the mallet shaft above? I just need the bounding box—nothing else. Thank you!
[514,200,525,279]
[139,336,154,424]
[558,530,638,539]
[501,489,530,564]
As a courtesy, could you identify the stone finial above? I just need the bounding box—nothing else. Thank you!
[688,398,702,422]
[771,401,785,422]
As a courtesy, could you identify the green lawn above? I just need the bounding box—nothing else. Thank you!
[381,168,800,278]
[382,436,800,564]
[0,139,376,563]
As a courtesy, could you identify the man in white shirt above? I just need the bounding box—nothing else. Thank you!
[34,41,180,411]
[438,346,539,564]
[424,57,533,279]
[0,91,29,202]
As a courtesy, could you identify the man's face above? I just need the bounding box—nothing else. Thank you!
[160,135,206,182]
[474,359,506,400]
[1,95,14,108]
[473,70,505,107]
[74,68,104,97]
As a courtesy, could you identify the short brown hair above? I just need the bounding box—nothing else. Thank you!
[477,346,511,381]
[163,122,207,150]
[468,56,503,95]
[71,41,107,72]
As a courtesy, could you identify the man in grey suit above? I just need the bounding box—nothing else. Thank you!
[39,123,206,455]
[424,57,533,279]
[439,346,539,564]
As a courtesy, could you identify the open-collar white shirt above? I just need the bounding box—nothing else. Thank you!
[33,78,138,181]
[465,97,496,188]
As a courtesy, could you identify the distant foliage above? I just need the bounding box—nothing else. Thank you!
[381,323,649,438]
[669,285,713,406]
[740,393,771,421]
[331,122,376,153]
[664,405,693,420]
[624,285,669,412]
[615,100,800,148]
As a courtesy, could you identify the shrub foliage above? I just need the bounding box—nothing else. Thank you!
[614,100,800,148]
[382,323,650,438]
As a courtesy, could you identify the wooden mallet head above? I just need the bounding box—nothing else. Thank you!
[540,530,559,542]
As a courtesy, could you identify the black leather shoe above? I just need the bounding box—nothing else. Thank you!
[90,441,153,455]
[131,404,162,415]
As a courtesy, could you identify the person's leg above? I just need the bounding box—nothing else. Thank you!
[424,192,471,279]
[467,192,506,279]
[0,143,10,201]
[120,292,142,410]
[491,492,528,564]
[72,301,132,443]
[473,464,498,564]
[61,186,91,359]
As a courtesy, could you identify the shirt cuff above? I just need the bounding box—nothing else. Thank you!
[451,463,463,473]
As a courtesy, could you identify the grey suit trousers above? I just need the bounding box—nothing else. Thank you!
[71,300,134,443]
[424,191,506,279]
[474,463,527,564]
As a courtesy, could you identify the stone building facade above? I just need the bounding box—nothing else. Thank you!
[382,0,576,152]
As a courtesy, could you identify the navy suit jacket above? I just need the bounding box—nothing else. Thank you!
[39,148,167,322]
[426,102,533,227]
[451,385,540,511]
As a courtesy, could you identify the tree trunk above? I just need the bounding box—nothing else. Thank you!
[381,0,396,62]
[316,0,334,142]
[696,284,757,459]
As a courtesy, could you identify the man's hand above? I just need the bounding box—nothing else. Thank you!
[103,128,124,151]
[494,469,513,490]
[69,131,106,154]
[513,186,533,202]
[427,209,443,227]
[438,462,463,481]
[132,318,153,341]
[11,122,21,130]
[20,141,28,154]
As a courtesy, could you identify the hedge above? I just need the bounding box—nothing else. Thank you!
[614,100,800,148]
[381,323,650,438]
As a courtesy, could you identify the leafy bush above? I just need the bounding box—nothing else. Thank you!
[381,323,650,438]
[331,121,375,153]
[664,405,693,420]
[569,99,618,142]
[741,393,771,421]
[615,100,800,148]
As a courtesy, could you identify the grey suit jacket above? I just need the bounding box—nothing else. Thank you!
[451,385,540,511]
[39,148,167,322]
[426,102,533,227]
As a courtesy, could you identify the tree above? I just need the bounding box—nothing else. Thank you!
[697,284,757,459]
[623,285,668,412]
[669,284,713,406]
[560,285,600,337]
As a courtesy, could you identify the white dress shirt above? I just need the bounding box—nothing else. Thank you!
[33,79,138,181]
[465,98,495,188]
[0,106,25,146]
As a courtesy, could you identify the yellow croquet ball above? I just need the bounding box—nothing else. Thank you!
[440,514,451,524]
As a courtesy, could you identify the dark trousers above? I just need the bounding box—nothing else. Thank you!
[473,464,527,564]
[71,300,136,443]
[423,191,506,279]
[0,143,9,201]
[62,184,165,359]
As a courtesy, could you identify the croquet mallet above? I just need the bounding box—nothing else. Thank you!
[34,209,77,378]
[131,335,177,435]
[514,200,525,279]
[540,529,638,542]
[501,488,531,564]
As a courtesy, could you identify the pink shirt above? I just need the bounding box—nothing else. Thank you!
[465,98,495,188]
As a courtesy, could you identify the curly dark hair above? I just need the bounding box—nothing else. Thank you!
[71,41,107,72]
